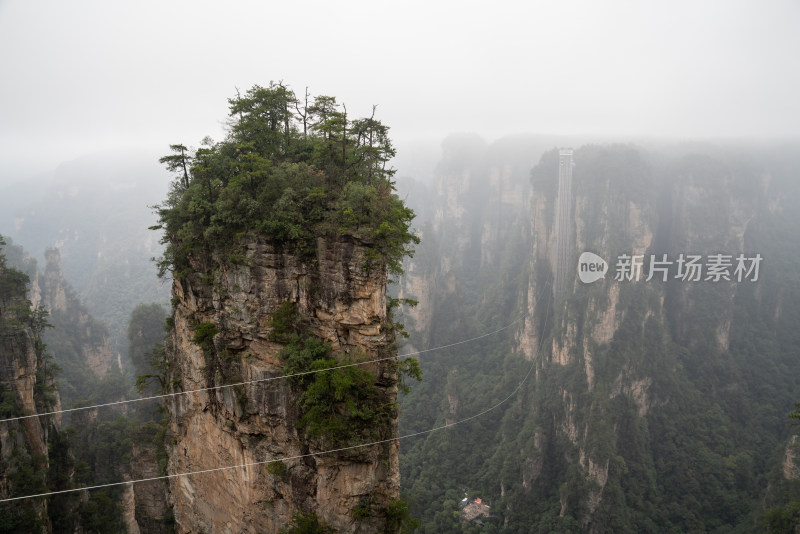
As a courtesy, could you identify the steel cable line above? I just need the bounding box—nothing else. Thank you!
[0,315,525,424]
[0,286,551,504]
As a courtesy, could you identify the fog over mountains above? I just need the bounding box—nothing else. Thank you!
[2,128,800,531]
[1,1,799,532]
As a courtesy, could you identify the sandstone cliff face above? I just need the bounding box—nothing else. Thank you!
[39,248,116,379]
[783,436,800,481]
[397,134,536,353]
[0,258,55,530]
[517,145,764,528]
[397,141,798,530]
[130,440,172,533]
[165,235,399,533]
[520,148,661,526]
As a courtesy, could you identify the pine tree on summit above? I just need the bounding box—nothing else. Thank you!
[158,144,191,189]
[154,81,418,280]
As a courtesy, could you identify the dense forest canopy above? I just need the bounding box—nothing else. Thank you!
[153,82,418,277]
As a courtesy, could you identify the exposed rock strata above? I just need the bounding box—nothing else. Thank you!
[165,236,400,533]
[0,258,55,529]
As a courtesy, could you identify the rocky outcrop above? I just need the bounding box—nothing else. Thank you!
[42,249,68,313]
[460,500,490,525]
[0,252,56,530]
[131,440,173,533]
[39,248,116,379]
[165,235,400,533]
[515,144,763,527]
[530,148,644,521]
[783,436,800,481]
[121,480,140,534]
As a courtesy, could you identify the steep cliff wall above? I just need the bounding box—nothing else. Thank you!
[0,237,150,532]
[40,248,115,380]
[1,242,117,391]
[130,435,173,534]
[399,141,800,531]
[397,134,538,351]
[513,145,775,528]
[165,235,400,533]
[497,144,800,531]
[518,146,664,525]
[0,245,59,531]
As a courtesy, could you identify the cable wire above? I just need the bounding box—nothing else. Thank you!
[0,316,524,424]
[0,291,550,504]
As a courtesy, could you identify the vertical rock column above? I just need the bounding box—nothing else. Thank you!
[165,236,400,533]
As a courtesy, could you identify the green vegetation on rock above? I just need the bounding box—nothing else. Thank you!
[153,82,418,279]
[271,301,420,447]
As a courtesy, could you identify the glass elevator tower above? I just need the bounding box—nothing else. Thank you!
[554,148,574,300]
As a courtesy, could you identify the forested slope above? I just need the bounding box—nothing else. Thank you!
[397,138,800,533]
[1,236,172,532]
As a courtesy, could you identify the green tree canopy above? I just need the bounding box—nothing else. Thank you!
[153,82,418,278]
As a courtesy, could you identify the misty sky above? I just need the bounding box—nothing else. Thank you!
[1,0,798,181]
